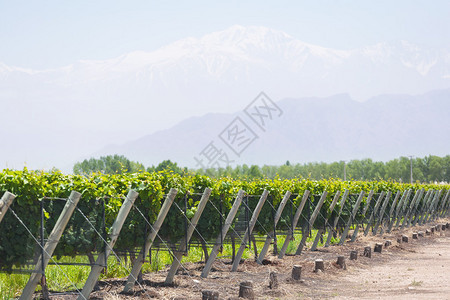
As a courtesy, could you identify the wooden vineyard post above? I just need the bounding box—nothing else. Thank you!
[430,190,445,221]
[438,190,450,218]
[201,190,245,278]
[231,190,268,271]
[338,191,364,245]
[20,191,81,300]
[431,190,447,221]
[256,191,291,264]
[363,191,385,236]
[393,189,412,230]
[387,190,408,232]
[311,191,341,251]
[418,190,434,225]
[407,189,425,226]
[383,191,400,233]
[124,188,177,291]
[350,190,374,242]
[278,190,310,259]
[295,191,328,255]
[325,190,349,247]
[424,190,442,224]
[372,191,392,235]
[401,189,423,229]
[437,190,450,218]
[0,191,15,224]
[413,190,432,226]
[79,190,139,300]
[165,188,211,284]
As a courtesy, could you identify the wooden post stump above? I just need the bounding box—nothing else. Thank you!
[384,240,392,248]
[314,259,325,272]
[402,235,409,243]
[350,250,358,260]
[269,272,278,289]
[426,229,431,235]
[431,227,435,234]
[446,223,449,229]
[337,256,346,269]
[374,243,382,253]
[291,265,302,280]
[418,231,424,237]
[363,246,371,258]
[202,290,219,300]
[239,281,254,299]
[412,232,418,239]
[442,224,446,231]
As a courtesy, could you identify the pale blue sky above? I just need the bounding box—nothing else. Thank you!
[1,0,449,69]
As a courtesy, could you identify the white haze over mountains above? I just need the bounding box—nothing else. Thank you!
[1,25,450,172]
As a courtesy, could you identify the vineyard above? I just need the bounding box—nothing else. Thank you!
[0,169,449,299]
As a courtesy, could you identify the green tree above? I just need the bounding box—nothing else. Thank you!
[73,155,145,175]
[147,159,186,175]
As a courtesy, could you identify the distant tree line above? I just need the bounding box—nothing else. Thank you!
[73,155,450,183]
[197,155,450,183]
[73,156,186,175]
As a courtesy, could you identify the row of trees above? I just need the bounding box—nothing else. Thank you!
[73,155,450,183]
[198,155,450,183]
[73,156,186,176]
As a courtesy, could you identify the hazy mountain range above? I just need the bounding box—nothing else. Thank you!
[98,89,450,169]
[1,25,449,171]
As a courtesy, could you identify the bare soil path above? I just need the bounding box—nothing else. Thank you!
[330,235,450,300]
[79,220,450,300]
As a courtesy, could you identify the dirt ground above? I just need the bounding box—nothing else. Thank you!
[62,219,450,300]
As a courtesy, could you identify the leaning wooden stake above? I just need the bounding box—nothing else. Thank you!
[278,190,310,258]
[363,191,385,236]
[424,190,442,224]
[79,190,139,300]
[311,191,341,251]
[438,190,450,218]
[201,190,245,278]
[414,190,433,226]
[384,191,401,233]
[372,191,392,235]
[325,190,349,247]
[350,190,374,242]
[295,191,328,255]
[409,190,425,226]
[124,188,177,291]
[257,191,291,264]
[0,191,15,219]
[0,191,15,224]
[401,189,423,229]
[164,188,211,284]
[339,191,365,245]
[431,190,446,221]
[21,191,81,300]
[391,189,411,231]
[232,190,268,271]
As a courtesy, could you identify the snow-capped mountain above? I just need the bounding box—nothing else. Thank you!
[1,25,449,171]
